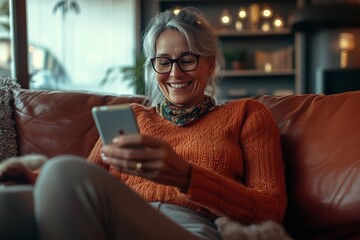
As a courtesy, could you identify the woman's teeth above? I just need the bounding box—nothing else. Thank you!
[169,82,190,89]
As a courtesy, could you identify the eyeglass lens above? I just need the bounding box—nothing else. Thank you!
[152,54,198,74]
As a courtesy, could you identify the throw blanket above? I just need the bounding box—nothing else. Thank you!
[215,217,293,240]
[0,77,20,162]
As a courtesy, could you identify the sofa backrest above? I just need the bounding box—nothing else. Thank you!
[12,89,147,158]
[12,89,360,239]
[255,91,360,239]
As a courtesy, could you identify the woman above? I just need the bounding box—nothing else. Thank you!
[0,7,286,240]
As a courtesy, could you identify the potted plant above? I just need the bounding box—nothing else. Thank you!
[223,49,247,70]
[231,49,247,70]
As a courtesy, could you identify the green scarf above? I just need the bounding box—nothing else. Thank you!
[156,96,216,126]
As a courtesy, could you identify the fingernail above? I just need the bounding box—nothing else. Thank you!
[100,152,107,161]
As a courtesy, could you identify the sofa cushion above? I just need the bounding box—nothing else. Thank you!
[255,91,360,239]
[12,89,147,158]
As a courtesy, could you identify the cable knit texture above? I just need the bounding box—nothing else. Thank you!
[87,99,287,224]
[0,77,20,162]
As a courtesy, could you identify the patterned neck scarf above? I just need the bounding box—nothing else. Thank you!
[156,95,216,126]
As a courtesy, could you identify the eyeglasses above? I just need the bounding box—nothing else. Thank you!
[150,54,200,74]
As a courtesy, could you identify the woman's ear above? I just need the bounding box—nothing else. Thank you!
[206,56,215,76]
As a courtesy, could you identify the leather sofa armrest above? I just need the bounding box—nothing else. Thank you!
[13,89,147,158]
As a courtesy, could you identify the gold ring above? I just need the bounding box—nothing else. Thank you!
[135,162,142,171]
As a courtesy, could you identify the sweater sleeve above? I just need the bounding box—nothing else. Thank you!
[183,102,287,224]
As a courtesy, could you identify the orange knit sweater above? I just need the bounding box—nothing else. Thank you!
[87,99,287,224]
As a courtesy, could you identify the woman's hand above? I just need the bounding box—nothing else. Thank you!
[101,134,191,192]
[0,154,47,185]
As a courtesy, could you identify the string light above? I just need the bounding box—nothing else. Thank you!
[261,4,273,19]
[238,7,247,19]
[273,16,284,30]
[235,21,243,31]
[173,7,181,15]
[261,21,271,31]
[220,9,232,26]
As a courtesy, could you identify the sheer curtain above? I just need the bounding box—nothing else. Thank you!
[0,0,11,77]
[26,0,137,94]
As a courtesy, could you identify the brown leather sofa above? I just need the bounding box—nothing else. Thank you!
[11,89,360,240]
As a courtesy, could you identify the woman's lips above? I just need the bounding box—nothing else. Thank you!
[168,82,192,89]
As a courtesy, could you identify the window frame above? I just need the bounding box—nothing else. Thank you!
[10,0,29,88]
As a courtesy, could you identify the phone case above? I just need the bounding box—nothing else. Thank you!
[91,104,139,145]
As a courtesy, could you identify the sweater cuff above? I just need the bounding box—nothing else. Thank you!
[180,164,285,222]
[182,164,239,217]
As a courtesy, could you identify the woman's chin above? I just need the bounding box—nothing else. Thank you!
[167,97,191,108]
[170,99,202,109]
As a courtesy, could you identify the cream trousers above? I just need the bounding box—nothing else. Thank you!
[0,156,221,240]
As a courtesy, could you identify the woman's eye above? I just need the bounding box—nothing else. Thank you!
[180,55,196,65]
[180,59,194,65]
[159,60,171,66]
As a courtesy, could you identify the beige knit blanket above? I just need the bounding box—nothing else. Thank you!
[0,77,20,162]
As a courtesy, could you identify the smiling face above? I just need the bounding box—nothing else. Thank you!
[154,29,214,108]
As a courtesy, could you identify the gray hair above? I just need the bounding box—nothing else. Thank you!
[142,7,224,106]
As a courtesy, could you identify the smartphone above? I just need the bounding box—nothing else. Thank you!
[91,104,139,145]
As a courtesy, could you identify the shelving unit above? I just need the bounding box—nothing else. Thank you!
[218,25,295,99]
[224,69,295,77]
[215,28,292,37]
[157,0,298,100]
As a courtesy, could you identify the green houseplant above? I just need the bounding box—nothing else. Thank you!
[223,49,247,70]
[0,0,10,32]
[100,54,145,95]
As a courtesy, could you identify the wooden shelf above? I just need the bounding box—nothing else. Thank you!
[159,0,296,4]
[224,69,295,77]
[215,28,292,37]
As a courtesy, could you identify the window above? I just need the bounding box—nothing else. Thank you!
[0,0,11,77]
[3,0,139,94]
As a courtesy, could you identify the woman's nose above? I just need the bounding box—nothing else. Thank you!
[170,62,183,77]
